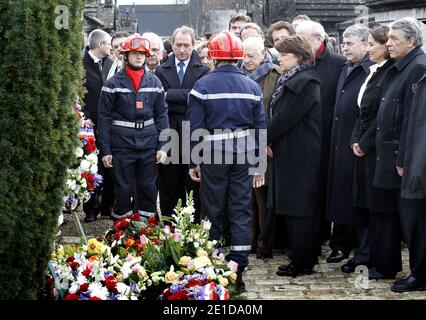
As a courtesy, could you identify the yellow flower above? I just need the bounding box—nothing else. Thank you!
[196,249,208,257]
[137,268,147,279]
[164,271,178,284]
[179,256,192,267]
[87,238,103,255]
[116,274,124,282]
[191,256,211,270]
[218,276,229,287]
[57,245,65,258]
[228,272,237,284]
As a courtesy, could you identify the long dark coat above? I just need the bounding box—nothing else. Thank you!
[327,58,372,226]
[350,59,399,213]
[314,48,346,213]
[267,67,322,217]
[82,48,114,124]
[374,47,426,190]
[401,72,426,200]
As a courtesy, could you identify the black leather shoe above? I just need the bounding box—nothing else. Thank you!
[326,249,348,263]
[236,270,246,294]
[341,259,368,273]
[84,212,98,223]
[391,275,426,293]
[100,208,112,217]
[368,267,396,280]
[276,264,313,277]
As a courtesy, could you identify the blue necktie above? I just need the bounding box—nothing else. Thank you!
[177,61,185,86]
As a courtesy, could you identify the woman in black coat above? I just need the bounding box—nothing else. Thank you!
[267,35,322,277]
[350,25,401,279]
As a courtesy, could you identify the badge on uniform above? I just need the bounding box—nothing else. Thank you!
[136,100,144,109]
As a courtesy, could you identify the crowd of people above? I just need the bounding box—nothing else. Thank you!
[81,13,426,295]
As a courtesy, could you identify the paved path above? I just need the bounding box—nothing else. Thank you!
[243,248,426,300]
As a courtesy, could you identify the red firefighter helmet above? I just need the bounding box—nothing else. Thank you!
[207,31,244,60]
[120,33,151,58]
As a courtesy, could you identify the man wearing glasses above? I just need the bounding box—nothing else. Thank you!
[142,32,164,73]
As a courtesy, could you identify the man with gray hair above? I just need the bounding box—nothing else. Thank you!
[142,32,164,72]
[371,18,426,292]
[82,28,114,222]
[326,24,373,271]
[295,20,346,259]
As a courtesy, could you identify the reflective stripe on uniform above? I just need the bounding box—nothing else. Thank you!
[102,87,133,93]
[102,87,163,94]
[204,129,251,141]
[230,245,252,252]
[138,87,164,93]
[190,89,262,101]
[111,210,134,219]
[138,210,156,218]
[113,119,155,129]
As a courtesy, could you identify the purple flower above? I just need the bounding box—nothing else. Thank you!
[94,173,103,188]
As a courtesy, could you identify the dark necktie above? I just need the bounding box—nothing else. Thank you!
[177,61,185,86]
[97,60,103,73]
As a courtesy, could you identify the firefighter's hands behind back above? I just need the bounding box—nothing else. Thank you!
[189,165,201,182]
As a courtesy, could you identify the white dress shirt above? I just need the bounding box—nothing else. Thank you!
[357,60,388,108]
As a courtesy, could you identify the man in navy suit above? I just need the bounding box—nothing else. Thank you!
[155,26,210,221]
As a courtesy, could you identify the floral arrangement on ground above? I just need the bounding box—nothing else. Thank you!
[48,196,240,300]
[62,102,102,214]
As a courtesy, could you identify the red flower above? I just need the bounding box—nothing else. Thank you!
[130,213,141,221]
[67,262,80,270]
[148,229,154,236]
[148,217,157,225]
[140,227,147,235]
[96,236,103,242]
[81,172,95,192]
[89,296,102,300]
[112,218,130,231]
[105,275,117,292]
[79,283,89,292]
[64,294,80,300]
[66,256,75,263]
[85,139,96,154]
[166,290,189,300]
[114,230,124,241]
[82,267,92,278]
[125,238,136,248]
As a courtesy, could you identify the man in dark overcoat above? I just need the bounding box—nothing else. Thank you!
[82,29,114,222]
[371,18,426,292]
[295,20,347,257]
[326,25,373,271]
[155,26,210,221]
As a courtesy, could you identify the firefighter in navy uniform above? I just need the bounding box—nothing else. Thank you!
[187,31,266,293]
[97,34,169,220]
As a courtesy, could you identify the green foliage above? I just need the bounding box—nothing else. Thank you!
[0,0,84,299]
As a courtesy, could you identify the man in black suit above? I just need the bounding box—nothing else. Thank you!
[155,26,210,221]
[82,29,114,222]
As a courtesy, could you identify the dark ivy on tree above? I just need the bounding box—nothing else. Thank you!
[0,0,84,299]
